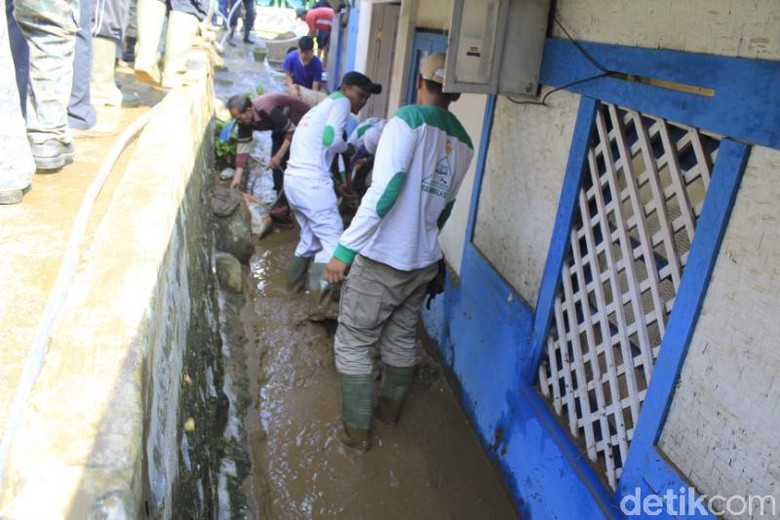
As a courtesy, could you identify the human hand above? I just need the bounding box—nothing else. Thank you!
[337,182,358,203]
[241,192,259,204]
[352,158,368,171]
[324,257,349,284]
[269,154,282,170]
[229,171,243,190]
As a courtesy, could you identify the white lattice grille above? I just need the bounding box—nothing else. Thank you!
[537,103,721,489]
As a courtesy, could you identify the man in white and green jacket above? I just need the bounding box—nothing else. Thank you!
[284,71,381,315]
[324,53,474,451]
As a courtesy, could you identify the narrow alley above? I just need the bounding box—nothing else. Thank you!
[215,33,519,518]
[1,1,777,519]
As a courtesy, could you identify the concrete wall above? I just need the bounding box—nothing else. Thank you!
[416,0,451,32]
[473,91,580,305]
[657,145,780,518]
[0,52,228,518]
[440,93,488,274]
[554,0,779,60]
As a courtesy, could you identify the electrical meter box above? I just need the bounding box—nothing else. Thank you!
[444,0,550,97]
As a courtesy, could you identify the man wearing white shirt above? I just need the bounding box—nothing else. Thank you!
[284,71,381,318]
[324,53,473,452]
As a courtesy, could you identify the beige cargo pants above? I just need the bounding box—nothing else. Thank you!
[334,255,439,376]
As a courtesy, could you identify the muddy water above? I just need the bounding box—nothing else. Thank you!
[238,228,519,519]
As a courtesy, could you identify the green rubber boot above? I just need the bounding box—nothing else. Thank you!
[337,373,373,452]
[374,365,414,425]
[286,255,310,292]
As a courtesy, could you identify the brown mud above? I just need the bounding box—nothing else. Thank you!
[234,227,519,519]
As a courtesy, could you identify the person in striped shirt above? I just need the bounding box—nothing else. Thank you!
[324,53,474,452]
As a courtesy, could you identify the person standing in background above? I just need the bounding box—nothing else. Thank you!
[283,35,323,97]
[0,0,35,204]
[67,0,100,134]
[227,0,255,46]
[134,0,209,88]
[299,4,332,67]
[90,0,140,107]
[12,0,79,171]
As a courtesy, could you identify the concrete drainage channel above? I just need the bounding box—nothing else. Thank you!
[0,50,251,518]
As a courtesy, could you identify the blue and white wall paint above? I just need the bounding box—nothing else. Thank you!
[380,0,780,519]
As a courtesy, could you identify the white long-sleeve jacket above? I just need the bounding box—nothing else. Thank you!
[285,92,350,180]
[334,104,473,271]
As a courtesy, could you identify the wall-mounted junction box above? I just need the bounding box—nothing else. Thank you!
[444,0,551,97]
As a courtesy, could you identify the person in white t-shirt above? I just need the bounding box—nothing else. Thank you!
[284,71,381,319]
[324,53,474,452]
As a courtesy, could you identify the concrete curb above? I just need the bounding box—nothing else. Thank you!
[0,51,215,518]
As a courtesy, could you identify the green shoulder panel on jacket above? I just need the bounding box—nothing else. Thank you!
[356,121,374,137]
[329,91,346,100]
[376,171,407,217]
[394,105,473,149]
[437,200,456,229]
[323,125,335,146]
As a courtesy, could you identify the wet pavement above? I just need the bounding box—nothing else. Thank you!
[215,33,518,519]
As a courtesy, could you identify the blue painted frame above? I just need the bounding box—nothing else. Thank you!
[405,32,448,105]
[427,94,618,518]
[617,139,749,509]
[425,36,766,519]
[540,39,780,150]
[343,0,360,74]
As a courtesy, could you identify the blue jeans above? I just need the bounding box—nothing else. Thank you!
[69,0,97,130]
[13,0,80,145]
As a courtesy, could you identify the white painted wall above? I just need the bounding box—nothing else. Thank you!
[658,145,780,520]
[468,0,780,514]
[473,91,580,305]
[553,0,780,60]
[416,0,451,32]
[352,0,374,73]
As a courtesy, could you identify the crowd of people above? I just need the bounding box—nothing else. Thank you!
[1,0,472,456]
[229,50,473,452]
[0,0,339,206]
